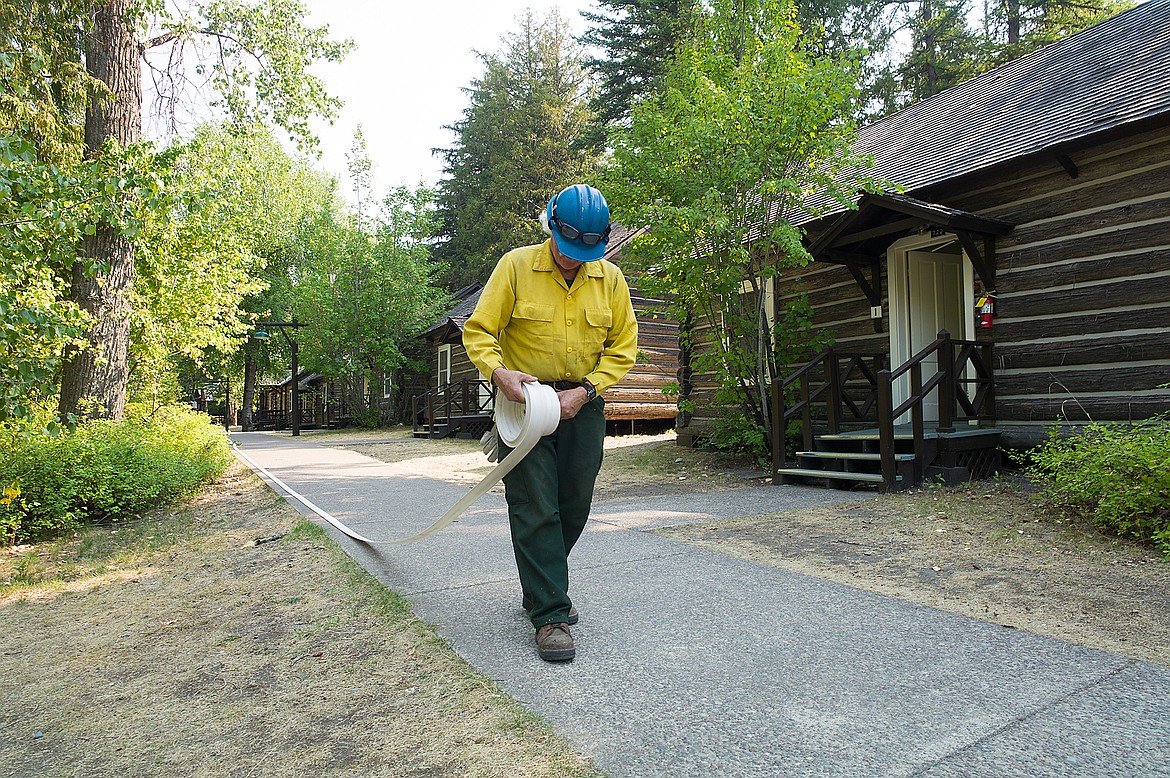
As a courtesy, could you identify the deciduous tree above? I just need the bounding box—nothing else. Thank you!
[295,184,447,424]
[55,0,349,422]
[603,0,880,456]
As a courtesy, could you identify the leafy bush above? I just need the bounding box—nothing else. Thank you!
[0,405,231,545]
[1027,418,1170,555]
[700,402,769,469]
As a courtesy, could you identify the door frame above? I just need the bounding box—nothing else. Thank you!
[887,232,975,413]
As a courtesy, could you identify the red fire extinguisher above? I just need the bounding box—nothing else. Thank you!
[977,294,995,330]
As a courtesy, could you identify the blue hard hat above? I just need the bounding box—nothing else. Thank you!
[546,184,611,262]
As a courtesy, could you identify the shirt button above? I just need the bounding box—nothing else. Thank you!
[566,295,573,301]
[566,320,572,326]
[567,346,574,353]
[565,372,572,377]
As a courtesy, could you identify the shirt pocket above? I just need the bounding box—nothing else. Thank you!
[584,306,612,348]
[514,302,555,323]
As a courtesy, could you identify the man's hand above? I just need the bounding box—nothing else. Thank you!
[492,367,538,403]
[558,387,590,420]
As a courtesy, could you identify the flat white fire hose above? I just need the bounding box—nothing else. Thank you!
[234,381,561,545]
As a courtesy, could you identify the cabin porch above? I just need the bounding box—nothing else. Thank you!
[772,331,1000,492]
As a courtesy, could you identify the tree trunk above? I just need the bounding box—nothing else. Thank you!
[1006,0,1020,46]
[923,0,938,96]
[58,0,142,422]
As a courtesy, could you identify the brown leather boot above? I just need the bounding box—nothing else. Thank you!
[535,622,575,662]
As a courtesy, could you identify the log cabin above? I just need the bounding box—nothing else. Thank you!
[677,0,1170,490]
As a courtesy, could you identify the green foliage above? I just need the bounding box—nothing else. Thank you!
[294,183,448,418]
[602,0,874,452]
[149,0,352,149]
[0,135,165,426]
[794,0,902,121]
[704,397,770,467]
[0,404,231,545]
[0,0,95,162]
[1027,419,1170,556]
[980,0,1134,68]
[897,0,982,103]
[133,123,334,381]
[433,9,600,289]
[5,0,349,424]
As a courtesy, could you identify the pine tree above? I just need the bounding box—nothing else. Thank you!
[577,0,700,150]
[794,0,903,121]
[432,10,599,289]
[897,0,982,105]
[982,0,1132,67]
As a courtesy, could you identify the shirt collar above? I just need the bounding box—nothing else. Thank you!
[534,239,605,278]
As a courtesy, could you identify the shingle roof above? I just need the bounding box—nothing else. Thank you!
[424,283,483,338]
[853,0,1170,196]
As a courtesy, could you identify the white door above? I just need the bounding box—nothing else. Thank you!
[890,243,971,423]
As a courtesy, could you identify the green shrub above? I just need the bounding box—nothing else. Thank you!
[1027,417,1170,555]
[700,403,769,469]
[0,404,231,545]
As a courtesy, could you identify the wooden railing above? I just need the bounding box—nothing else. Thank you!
[769,349,889,470]
[411,379,495,437]
[876,330,995,489]
[770,331,996,492]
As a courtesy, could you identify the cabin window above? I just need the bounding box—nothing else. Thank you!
[383,373,393,399]
[437,344,452,387]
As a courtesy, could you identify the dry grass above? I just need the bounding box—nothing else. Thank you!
[0,462,603,778]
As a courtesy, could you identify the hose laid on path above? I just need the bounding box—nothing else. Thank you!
[233,381,561,545]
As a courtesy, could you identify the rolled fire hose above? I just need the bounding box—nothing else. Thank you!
[234,381,561,545]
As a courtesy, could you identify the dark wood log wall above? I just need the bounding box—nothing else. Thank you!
[676,124,1170,447]
[934,125,1170,443]
[606,289,679,421]
[441,343,481,389]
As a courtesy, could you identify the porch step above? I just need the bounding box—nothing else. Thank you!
[816,431,914,442]
[816,428,999,442]
[797,451,915,462]
[775,468,898,484]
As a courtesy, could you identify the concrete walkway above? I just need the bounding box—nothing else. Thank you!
[231,432,1170,778]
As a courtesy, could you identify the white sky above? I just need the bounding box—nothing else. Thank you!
[301,0,601,202]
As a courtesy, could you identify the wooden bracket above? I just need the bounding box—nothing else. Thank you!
[956,231,996,290]
[1056,154,1080,179]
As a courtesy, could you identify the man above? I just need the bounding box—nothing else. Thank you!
[463,184,638,662]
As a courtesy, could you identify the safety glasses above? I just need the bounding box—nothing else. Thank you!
[551,194,611,246]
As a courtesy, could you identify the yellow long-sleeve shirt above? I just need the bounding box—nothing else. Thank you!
[463,240,638,394]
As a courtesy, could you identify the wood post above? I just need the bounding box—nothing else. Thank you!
[938,330,955,432]
[877,370,895,493]
[800,375,814,452]
[826,350,841,435]
[770,378,784,475]
[910,362,924,484]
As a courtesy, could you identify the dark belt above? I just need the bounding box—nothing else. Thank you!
[540,380,583,391]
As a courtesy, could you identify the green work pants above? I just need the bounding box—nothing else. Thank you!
[500,396,605,628]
